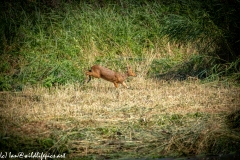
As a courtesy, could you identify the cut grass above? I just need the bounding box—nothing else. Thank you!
[0,78,239,159]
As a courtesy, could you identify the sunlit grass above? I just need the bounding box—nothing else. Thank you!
[1,77,239,158]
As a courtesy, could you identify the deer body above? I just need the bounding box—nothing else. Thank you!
[86,65,136,88]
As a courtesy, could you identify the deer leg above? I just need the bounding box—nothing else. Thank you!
[86,70,101,83]
[86,75,91,83]
[113,82,118,88]
[122,82,128,88]
[86,71,101,78]
[85,71,92,83]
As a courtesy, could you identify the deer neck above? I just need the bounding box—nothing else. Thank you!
[122,72,129,80]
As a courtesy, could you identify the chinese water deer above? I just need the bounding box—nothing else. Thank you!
[86,65,136,88]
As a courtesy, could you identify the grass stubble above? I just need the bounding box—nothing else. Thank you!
[0,76,239,159]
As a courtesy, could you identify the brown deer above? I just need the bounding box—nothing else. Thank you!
[86,65,136,88]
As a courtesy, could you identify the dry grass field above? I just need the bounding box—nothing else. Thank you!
[0,77,239,159]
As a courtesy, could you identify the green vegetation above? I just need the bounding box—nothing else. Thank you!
[0,0,239,159]
[1,0,239,90]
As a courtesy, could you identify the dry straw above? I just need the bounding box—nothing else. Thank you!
[1,77,239,158]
